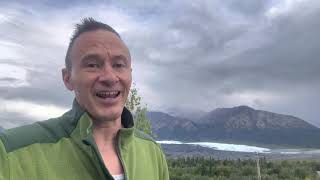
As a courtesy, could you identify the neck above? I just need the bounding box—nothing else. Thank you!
[92,117,122,147]
[92,117,125,175]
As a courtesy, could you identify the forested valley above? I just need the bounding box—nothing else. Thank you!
[168,157,320,180]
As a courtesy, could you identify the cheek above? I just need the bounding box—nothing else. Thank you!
[125,72,132,88]
[126,78,132,89]
[73,75,97,94]
[121,73,131,98]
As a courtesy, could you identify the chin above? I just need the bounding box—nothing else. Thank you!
[94,106,123,122]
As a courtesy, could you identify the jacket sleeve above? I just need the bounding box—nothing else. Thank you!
[0,137,9,180]
[160,151,170,180]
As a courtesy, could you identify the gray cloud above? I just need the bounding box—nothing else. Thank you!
[0,0,319,128]
[125,0,320,126]
[0,111,36,128]
[224,0,270,16]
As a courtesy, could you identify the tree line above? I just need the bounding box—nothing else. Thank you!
[167,157,320,180]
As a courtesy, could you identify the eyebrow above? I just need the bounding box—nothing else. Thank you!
[112,54,129,61]
[81,54,101,61]
[80,54,103,66]
[80,53,129,64]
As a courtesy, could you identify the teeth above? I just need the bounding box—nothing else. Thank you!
[96,91,119,98]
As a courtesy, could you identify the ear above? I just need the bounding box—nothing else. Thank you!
[62,68,74,91]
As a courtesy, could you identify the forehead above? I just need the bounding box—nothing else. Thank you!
[70,30,130,60]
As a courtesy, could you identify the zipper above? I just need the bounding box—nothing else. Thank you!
[116,131,128,180]
[86,136,114,179]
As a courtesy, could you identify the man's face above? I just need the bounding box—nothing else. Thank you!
[63,30,132,122]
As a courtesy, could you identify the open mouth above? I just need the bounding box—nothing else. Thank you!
[96,91,120,99]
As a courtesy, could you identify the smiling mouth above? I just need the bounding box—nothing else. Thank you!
[96,91,120,99]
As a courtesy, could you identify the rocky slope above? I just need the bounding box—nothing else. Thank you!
[197,106,315,130]
[147,111,198,139]
[147,106,320,148]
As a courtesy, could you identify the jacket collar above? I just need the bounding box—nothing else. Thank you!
[70,99,135,143]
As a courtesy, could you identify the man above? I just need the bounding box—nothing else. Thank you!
[0,18,169,180]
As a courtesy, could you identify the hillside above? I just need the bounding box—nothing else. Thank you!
[147,111,198,139]
[147,106,320,148]
[197,106,315,130]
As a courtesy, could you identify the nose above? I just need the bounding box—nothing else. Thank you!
[97,65,119,86]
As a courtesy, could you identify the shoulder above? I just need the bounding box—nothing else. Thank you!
[134,129,155,142]
[132,129,168,170]
[133,129,162,148]
[0,109,78,153]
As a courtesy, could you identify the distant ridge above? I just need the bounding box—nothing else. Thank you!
[148,106,320,148]
[197,105,316,130]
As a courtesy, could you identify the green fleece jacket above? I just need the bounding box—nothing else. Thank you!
[0,100,169,180]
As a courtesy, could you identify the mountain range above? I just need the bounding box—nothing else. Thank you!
[1,106,319,148]
[147,105,320,148]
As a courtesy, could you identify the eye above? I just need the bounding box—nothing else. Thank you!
[113,62,127,69]
[81,55,102,69]
[87,63,100,68]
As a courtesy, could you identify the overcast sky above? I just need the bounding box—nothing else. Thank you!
[0,0,319,128]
